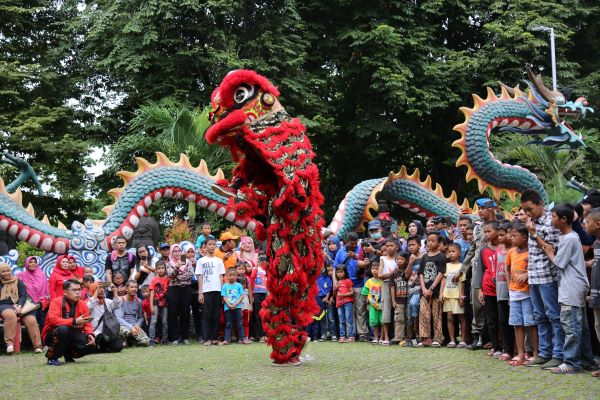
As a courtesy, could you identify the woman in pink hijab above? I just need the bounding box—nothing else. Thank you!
[237,236,258,267]
[17,256,50,327]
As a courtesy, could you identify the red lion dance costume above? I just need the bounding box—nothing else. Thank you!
[206,70,324,365]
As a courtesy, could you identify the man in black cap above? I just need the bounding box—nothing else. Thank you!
[582,189,600,218]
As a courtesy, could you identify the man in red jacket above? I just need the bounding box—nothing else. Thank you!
[42,279,95,366]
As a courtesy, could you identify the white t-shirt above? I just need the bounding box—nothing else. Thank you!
[195,256,225,293]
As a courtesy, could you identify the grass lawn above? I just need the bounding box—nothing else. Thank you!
[1,341,598,399]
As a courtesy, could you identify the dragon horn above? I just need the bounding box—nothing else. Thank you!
[526,67,565,104]
[497,81,516,96]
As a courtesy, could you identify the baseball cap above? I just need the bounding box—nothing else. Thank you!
[431,216,445,224]
[475,198,497,208]
[220,232,240,242]
[582,189,600,208]
[367,220,381,230]
[159,242,170,249]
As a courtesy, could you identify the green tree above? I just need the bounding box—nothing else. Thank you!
[0,1,103,223]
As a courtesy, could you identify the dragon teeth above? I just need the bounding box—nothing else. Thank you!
[165,189,173,197]
[129,215,140,226]
[8,225,18,236]
[41,238,53,251]
[207,203,217,212]
[247,221,256,231]
[225,212,235,221]
[509,120,520,127]
[54,241,67,253]
[0,220,8,231]
[216,207,226,217]
[199,199,208,207]
[122,226,133,239]
[28,233,41,247]
[499,119,509,127]
[144,196,153,207]
[18,228,30,241]
[136,205,145,216]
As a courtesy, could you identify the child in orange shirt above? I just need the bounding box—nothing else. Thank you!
[506,223,538,366]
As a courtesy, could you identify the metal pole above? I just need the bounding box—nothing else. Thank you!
[549,27,557,91]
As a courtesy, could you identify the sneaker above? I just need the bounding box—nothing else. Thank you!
[34,347,43,354]
[359,335,368,342]
[182,339,190,345]
[525,357,551,367]
[6,345,14,354]
[541,358,563,370]
[456,342,467,348]
[172,340,179,346]
[405,340,414,348]
[331,336,338,342]
[242,338,251,345]
[431,341,441,348]
[259,336,267,343]
[399,341,407,347]
[318,336,325,342]
[47,359,62,367]
[447,341,456,348]
[411,339,418,347]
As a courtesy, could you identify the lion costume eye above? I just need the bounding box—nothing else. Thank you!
[234,84,254,104]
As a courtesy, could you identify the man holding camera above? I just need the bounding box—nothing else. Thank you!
[42,279,95,366]
[87,282,123,353]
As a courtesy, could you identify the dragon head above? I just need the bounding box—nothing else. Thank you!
[206,70,282,159]
[499,68,593,150]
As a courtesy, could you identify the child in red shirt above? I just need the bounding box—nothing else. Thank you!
[141,285,151,331]
[477,220,500,356]
[149,261,169,345]
[335,265,355,342]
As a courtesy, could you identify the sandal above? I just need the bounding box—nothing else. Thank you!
[371,339,379,345]
[592,370,600,378]
[447,341,456,348]
[431,341,441,348]
[499,353,511,361]
[399,340,406,347]
[508,357,525,367]
[550,363,580,374]
[487,349,495,356]
[456,342,467,348]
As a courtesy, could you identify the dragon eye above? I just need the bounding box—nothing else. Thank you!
[234,85,254,104]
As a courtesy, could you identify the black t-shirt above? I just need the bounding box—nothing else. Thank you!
[391,267,409,304]
[418,252,446,298]
[590,241,600,309]
[105,253,135,281]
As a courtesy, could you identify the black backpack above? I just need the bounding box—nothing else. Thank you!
[98,302,120,341]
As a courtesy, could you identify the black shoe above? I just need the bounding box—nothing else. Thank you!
[467,335,482,350]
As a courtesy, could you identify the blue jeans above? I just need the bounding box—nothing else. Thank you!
[224,308,244,342]
[338,303,355,338]
[327,302,338,337]
[408,292,420,319]
[561,305,595,370]
[310,296,328,339]
[529,282,564,359]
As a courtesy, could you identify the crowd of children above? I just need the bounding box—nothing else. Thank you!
[3,189,600,377]
[310,190,600,377]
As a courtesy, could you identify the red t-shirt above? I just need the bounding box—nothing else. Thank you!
[336,278,354,307]
[149,276,170,307]
[142,299,151,321]
[481,246,497,297]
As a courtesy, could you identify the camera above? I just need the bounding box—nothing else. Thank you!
[362,241,371,248]
[99,281,110,289]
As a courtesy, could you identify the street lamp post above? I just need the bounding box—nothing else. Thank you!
[531,25,557,91]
